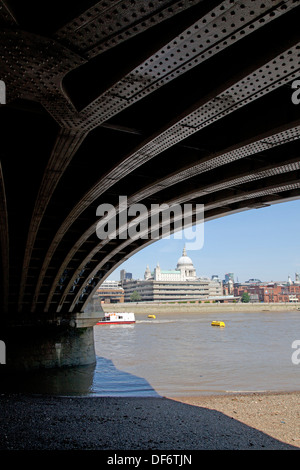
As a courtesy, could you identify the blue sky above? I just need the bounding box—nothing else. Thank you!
[107,199,300,283]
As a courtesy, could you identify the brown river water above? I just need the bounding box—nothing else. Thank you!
[4,310,300,397]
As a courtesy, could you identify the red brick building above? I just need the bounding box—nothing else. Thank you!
[234,284,300,303]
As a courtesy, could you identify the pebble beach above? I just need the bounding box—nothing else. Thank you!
[0,391,299,451]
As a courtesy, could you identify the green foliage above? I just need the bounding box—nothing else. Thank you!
[130,290,141,302]
[241,292,251,303]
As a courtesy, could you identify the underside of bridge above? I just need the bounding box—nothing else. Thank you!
[0,0,299,369]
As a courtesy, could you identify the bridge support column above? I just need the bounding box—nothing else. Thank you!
[2,324,96,371]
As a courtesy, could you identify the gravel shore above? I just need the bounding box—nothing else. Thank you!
[0,391,299,451]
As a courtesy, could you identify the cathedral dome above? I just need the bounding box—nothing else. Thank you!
[176,247,194,268]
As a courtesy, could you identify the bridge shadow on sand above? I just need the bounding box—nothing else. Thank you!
[0,358,298,450]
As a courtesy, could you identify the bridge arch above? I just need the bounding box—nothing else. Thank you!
[0,0,299,369]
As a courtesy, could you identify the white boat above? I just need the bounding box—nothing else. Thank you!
[96,312,135,325]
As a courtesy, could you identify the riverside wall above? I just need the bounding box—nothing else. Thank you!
[102,301,300,315]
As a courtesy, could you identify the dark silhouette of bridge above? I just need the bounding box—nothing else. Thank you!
[0,0,299,368]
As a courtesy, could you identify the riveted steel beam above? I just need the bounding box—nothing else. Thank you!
[56,145,300,313]
[25,3,300,313]
[39,119,300,312]
[1,0,299,316]
[73,177,300,313]
[31,33,300,312]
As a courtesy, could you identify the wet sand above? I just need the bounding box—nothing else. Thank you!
[0,391,299,450]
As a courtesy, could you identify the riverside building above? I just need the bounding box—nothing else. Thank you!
[95,280,124,303]
[121,247,224,302]
[234,281,300,303]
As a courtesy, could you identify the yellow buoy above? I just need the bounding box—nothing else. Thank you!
[211,321,225,327]
[148,314,156,319]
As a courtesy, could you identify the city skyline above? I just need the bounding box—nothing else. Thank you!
[107,199,300,283]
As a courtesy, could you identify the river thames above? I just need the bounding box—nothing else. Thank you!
[7,309,300,397]
[92,310,300,397]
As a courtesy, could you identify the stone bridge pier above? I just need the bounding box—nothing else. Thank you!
[1,312,100,372]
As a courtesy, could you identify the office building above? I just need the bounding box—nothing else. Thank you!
[122,247,224,302]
